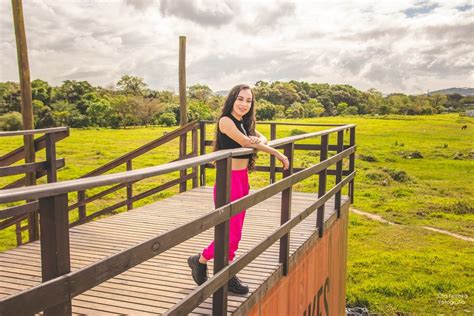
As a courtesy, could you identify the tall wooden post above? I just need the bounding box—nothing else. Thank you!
[317,134,328,237]
[279,143,293,276]
[39,194,72,315]
[12,0,38,241]
[179,36,187,192]
[335,131,344,218]
[213,157,231,316]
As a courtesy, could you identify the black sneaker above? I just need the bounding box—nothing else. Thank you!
[228,275,249,295]
[188,254,208,285]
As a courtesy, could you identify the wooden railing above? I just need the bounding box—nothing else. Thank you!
[199,120,355,201]
[0,127,69,245]
[69,121,199,226]
[0,123,356,316]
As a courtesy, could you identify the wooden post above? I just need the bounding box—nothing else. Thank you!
[335,131,344,218]
[179,36,187,127]
[126,160,133,210]
[12,0,38,242]
[270,123,276,184]
[199,121,206,186]
[15,222,22,245]
[45,133,58,183]
[39,193,72,315]
[192,127,198,188]
[349,127,356,203]
[78,190,86,219]
[179,36,187,193]
[213,157,231,316]
[317,134,328,237]
[279,143,293,276]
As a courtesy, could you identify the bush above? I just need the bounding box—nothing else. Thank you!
[0,111,23,131]
[359,154,378,162]
[384,169,410,182]
[444,201,474,215]
[157,112,177,126]
[289,128,306,136]
[365,171,389,182]
[341,105,359,115]
[285,102,305,118]
[256,100,279,120]
[302,99,324,117]
[188,101,213,121]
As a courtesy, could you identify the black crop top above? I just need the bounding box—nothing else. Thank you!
[216,114,254,159]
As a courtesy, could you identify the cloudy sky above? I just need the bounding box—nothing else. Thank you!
[0,0,472,94]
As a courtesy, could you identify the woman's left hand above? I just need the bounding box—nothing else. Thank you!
[249,136,261,144]
[278,154,290,170]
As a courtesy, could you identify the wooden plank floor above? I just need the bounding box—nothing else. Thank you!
[0,187,348,315]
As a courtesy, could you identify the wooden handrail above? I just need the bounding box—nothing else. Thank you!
[0,124,354,204]
[78,121,197,178]
[200,120,347,127]
[0,127,68,137]
[0,128,69,167]
[0,151,228,203]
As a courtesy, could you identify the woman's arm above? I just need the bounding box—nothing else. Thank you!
[219,117,289,169]
[248,142,289,170]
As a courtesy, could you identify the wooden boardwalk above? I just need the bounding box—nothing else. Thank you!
[0,187,349,315]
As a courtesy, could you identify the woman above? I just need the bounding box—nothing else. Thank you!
[188,84,289,295]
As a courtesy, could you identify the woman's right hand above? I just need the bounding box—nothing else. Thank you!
[277,154,290,170]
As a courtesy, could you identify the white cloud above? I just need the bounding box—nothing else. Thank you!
[0,0,472,94]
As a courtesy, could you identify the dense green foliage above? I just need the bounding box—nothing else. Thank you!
[1,77,473,131]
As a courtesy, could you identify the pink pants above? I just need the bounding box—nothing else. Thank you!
[202,168,249,261]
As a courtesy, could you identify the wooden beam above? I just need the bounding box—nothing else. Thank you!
[179,36,187,126]
[279,143,293,276]
[39,193,72,315]
[179,36,187,192]
[317,134,329,237]
[213,157,231,316]
[12,0,38,242]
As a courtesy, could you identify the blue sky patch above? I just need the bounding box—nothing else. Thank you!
[456,4,473,11]
[404,3,438,17]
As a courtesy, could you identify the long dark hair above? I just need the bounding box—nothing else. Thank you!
[213,84,257,170]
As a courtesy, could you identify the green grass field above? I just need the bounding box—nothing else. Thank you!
[1,113,473,313]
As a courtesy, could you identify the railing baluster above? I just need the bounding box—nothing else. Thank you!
[279,142,293,276]
[192,127,198,188]
[39,193,71,315]
[126,160,133,210]
[349,127,356,203]
[335,131,344,218]
[199,121,206,186]
[15,221,22,245]
[213,156,231,316]
[78,190,86,219]
[179,133,187,193]
[45,132,58,183]
[316,134,328,237]
[270,123,276,184]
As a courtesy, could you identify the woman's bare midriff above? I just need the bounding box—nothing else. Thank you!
[232,158,249,170]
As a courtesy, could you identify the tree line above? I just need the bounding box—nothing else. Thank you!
[0,76,472,131]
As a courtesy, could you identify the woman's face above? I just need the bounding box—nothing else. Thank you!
[232,89,253,119]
